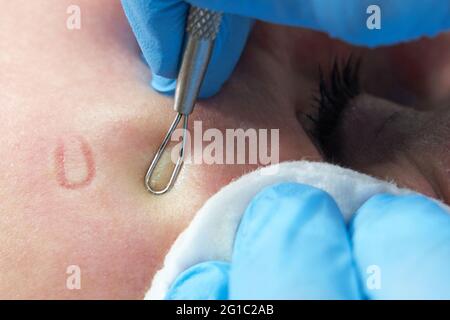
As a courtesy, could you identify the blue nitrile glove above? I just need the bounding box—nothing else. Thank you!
[350,194,450,299]
[121,0,450,97]
[166,183,450,300]
[167,183,363,299]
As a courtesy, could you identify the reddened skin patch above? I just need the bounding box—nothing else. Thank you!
[54,135,96,189]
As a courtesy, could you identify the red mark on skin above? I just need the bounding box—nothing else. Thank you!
[54,136,96,189]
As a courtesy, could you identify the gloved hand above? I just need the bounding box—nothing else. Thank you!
[121,0,450,97]
[166,183,450,299]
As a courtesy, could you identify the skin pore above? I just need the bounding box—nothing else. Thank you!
[0,0,449,299]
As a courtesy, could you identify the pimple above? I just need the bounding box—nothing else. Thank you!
[146,146,178,192]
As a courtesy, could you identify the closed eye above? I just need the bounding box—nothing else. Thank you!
[306,56,361,161]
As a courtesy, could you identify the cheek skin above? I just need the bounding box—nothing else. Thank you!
[0,0,322,299]
[0,119,176,299]
[0,89,319,299]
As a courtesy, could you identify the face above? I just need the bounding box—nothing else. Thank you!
[0,0,449,299]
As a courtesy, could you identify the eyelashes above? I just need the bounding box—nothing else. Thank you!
[307,56,362,160]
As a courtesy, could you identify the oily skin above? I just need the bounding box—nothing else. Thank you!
[0,0,317,299]
[0,0,449,299]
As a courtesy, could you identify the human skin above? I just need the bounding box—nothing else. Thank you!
[0,0,449,299]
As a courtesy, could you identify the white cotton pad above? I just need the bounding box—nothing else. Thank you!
[145,161,418,300]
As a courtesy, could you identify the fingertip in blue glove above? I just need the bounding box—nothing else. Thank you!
[121,0,252,98]
[167,183,362,300]
[230,183,361,299]
[166,261,230,300]
[350,193,450,299]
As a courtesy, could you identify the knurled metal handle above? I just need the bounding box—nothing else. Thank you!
[186,7,223,40]
[173,6,222,115]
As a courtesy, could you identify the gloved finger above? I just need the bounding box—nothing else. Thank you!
[121,0,188,89]
[350,194,450,299]
[166,261,230,300]
[230,182,362,299]
[198,14,253,97]
[189,0,450,47]
[121,0,252,98]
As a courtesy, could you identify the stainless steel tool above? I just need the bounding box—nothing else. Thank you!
[145,7,223,195]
